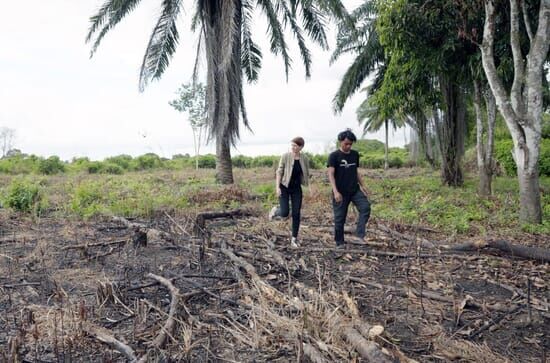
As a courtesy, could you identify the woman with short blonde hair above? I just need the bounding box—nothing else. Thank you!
[269,136,310,248]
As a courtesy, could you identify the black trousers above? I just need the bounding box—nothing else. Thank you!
[332,189,371,245]
[275,184,302,238]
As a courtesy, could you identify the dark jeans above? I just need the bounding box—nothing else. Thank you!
[332,189,371,245]
[274,184,302,238]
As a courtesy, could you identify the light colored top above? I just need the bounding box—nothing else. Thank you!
[276,152,310,188]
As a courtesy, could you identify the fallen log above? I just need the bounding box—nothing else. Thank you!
[111,216,172,243]
[61,239,128,250]
[343,326,393,363]
[220,245,304,310]
[295,282,395,362]
[82,322,137,362]
[349,277,513,313]
[194,209,253,236]
[145,273,180,349]
[303,342,329,363]
[443,239,550,263]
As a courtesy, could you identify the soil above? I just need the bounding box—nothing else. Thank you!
[0,202,548,362]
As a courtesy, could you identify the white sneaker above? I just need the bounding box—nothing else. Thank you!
[268,206,278,220]
[290,237,299,248]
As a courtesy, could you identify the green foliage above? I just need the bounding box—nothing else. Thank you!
[70,181,106,218]
[232,155,253,168]
[38,156,66,175]
[102,163,124,175]
[353,139,384,154]
[251,156,278,168]
[306,153,328,170]
[5,179,43,213]
[542,113,550,139]
[105,155,133,170]
[0,154,39,174]
[133,153,162,170]
[169,82,207,129]
[197,155,216,169]
[494,139,550,176]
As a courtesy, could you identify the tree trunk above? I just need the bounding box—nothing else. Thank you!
[216,133,234,184]
[473,79,495,196]
[203,0,242,184]
[480,0,548,223]
[436,75,465,187]
[384,119,389,170]
[518,168,542,223]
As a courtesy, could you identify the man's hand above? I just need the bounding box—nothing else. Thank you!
[333,190,343,203]
[276,186,282,197]
[360,186,368,196]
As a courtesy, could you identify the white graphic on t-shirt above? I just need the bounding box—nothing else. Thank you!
[339,159,356,168]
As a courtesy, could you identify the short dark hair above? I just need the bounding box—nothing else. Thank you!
[291,136,305,147]
[337,129,357,142]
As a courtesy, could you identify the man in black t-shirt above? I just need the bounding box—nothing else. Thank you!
[327,129,371,248]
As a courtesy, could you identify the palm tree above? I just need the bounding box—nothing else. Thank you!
[331,1,384,113]
[356,93,404,170]
[86,0,350,184]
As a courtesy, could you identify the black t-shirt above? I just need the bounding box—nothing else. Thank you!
[288,159,302,189]
[327,149,360,195]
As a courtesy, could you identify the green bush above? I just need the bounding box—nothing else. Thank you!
[197,154,216,169]
[133,153,162,170]
[5,179,42,213]
[0,154,38,174]
[494,139,550,176]
[360,155,385,169]
[70,182,105,217]
[38,156,65,175]
[87,161,103,174]
[232,155,253,168]
[251,156,278,168]
[102,163,124,175]
[353,139,385,154]
[105,155,133,170]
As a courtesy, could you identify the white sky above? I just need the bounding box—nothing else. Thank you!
[0,0,408,161]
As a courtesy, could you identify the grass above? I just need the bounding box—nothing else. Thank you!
[0,168,548,236]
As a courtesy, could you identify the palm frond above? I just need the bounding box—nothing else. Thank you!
[279,0,312,78]
[299,0,329,50]
[256,0,292,79]
[86,0,143,57]
[241,0,262,82]
[333,44,383,113]
[138,0,183,91]
[314,0,352,26]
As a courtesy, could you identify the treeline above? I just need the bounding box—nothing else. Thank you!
[0,140,409,175]
[1,138,549,176]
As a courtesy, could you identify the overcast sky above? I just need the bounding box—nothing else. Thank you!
[0,0,408,161]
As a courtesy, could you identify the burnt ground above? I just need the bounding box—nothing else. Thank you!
[0,205,548,362]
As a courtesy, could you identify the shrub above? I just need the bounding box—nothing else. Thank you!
[232,155,253,168]
[197,154,216,168]
[102,163,124,175]
[87,161,103,174]
[494,139,550,176]
[133,153,162,170]
[5,179,42,213]
[251,156,278,168]
[38,156,65,175]
[105,155,133,170]
[70,182,105,217]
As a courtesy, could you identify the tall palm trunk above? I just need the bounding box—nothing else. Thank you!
[436,75,465,186]
[203,0,242,184]
[384,119,389,170]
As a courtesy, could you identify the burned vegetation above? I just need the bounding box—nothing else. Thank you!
[0,179,548,362]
